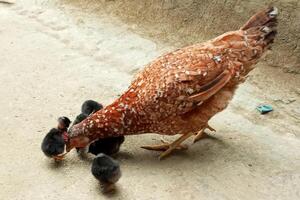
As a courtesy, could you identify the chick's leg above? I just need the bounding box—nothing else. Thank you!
[101,183,115,193]
[53,152,68,161]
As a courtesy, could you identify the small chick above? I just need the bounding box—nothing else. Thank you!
[57,116,71,132]
[88,136,125,156]
[41,116,71,160]
[41,128,65,158]
[91,153,121,193]
[81,100,103,116]
[72,100,103,127]
[72,113,88,126]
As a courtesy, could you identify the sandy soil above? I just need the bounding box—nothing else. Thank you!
[0,1,299,200]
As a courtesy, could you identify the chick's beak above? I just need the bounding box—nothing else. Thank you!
[53,152,68,161]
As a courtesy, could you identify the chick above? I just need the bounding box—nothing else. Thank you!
[91,153,121,193]
[73,100,125,155]
[88,136,125,156]
[81,100,103,116]
[57,116,71,132]
[72,113,88,127]
[72,100,103,127]
[41,116,71,160]
[41,128,65,158]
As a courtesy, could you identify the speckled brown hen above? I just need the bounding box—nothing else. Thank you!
[66,7,278,159]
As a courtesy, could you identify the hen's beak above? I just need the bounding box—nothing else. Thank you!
[65,141,74,153]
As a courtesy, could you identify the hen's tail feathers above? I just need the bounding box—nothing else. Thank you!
[241,7,278,47]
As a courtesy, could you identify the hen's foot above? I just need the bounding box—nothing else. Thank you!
[159,132,194,160]
[142,132,194,160]
[141,139,188,151]
[193,131,210,143]
[193,124,216,143]
[206,124,216,132]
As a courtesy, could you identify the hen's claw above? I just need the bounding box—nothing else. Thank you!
[193,131,210,143]
[206,124,216,132]
[159,132,194,160]
[193,124,216,143]
[141,139,188,151]
[142,132,194,160]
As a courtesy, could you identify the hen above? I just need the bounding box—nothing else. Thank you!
[67,7,278,159]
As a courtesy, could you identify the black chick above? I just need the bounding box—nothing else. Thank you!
[88,136,125,156]
[58,116,71,132]
[72,100,103,127]
[73,100,124,155]
[72,113,88,126]
[41,116,71,160]
[81,100,103,116]
[41,128,65,158]
[91,153,121,192]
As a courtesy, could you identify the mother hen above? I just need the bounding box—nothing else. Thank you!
[67,7,278,159]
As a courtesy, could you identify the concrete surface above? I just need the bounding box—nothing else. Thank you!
[62,0,300,73]
[0,1,299,200]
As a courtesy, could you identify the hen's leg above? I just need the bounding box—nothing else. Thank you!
[206,124,216,132]
[142,132,194,159]
[193,124,216,143]
[193,130,210,143]
[141,139,188,151]
[159,132,194,160]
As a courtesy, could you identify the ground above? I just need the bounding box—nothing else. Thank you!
[0,1,299,200]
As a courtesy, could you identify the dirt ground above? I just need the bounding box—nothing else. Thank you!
[0,1,299,200]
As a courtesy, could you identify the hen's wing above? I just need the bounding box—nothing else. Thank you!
[130,6,278,119]
[129,42,238,118]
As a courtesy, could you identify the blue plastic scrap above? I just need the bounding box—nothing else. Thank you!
[256,104,273,114]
